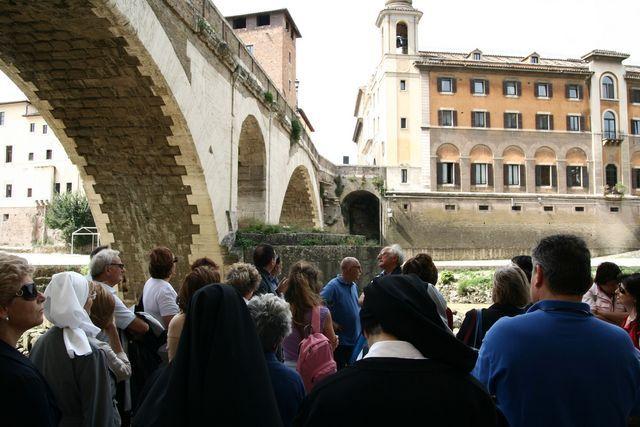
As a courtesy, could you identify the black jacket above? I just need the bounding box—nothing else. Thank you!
[295,357,499,426]
[0,339,60,427]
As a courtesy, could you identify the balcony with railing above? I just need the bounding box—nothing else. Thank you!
[602,130,623,145]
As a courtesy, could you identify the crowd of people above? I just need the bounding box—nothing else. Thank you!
[1,234,640,426]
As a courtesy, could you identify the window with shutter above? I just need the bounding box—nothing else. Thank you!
[535,83,550,98]
[504,113,519,129]
[504,81,518,96]
[536,165,553,186]
[506,164,521,186]
[567,116,581,132]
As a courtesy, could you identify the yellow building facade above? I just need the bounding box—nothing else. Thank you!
[351,0,640,258]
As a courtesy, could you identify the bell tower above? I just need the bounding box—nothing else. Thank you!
[377,0,423,56]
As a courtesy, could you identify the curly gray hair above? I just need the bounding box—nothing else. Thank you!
[226,263,261,298]
[247,294,292,353]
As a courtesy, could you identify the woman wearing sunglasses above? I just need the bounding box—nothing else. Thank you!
[0,253,60,426]
[30,271,115,426]
[617,274,640,349]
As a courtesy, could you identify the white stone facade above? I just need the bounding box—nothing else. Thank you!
[0,99,82,245]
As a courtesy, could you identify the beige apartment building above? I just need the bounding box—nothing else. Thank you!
[351,0,640,257]
[0,99,81,246]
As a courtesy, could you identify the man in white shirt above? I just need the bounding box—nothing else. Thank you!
[89,249,148,336]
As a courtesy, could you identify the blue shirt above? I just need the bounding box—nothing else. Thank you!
[320,275,361,346]
[264,352,305,427]
[472,300,640,427]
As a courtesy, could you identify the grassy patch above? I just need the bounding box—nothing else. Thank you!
[455,271,493,296]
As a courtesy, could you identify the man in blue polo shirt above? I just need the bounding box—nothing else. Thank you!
[473,234,640,427]
[321,257,362,369]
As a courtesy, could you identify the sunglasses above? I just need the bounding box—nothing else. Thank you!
[110,263,125,269]
[15,283,39,301]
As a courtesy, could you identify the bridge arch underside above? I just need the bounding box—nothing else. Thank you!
[237,116,266,227]
[279,166,320,229]
[342,191,380,242]
[0,1,220,295]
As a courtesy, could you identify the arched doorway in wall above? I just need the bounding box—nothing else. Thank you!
[341,191,380,242]
[237,115,266,227]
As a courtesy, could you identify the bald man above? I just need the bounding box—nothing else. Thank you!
[320,257,362,369]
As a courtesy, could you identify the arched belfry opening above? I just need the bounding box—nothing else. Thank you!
[237,115,266,227]
[396,22,408,54]
[342,191,380,242]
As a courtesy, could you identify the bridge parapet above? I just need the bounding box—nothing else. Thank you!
[163,0,328,169]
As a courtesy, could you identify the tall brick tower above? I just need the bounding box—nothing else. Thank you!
[226,9,301,107]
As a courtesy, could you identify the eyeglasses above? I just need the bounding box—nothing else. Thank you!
[110,263,125,269]
[15,283,38,301]
[618,285,627,294]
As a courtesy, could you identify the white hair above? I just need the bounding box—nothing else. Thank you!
[89,249,120,278]
[387,244,405,265]
[247,294,292,352]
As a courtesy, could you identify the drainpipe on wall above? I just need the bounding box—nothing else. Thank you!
[267,90,273,223]
[228,66,240,232]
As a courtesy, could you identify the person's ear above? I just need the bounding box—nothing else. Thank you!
[0,305,9,320]
[532,264,544,290]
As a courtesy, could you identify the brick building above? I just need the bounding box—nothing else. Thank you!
[226,9,301,108]
[350,0,640,257]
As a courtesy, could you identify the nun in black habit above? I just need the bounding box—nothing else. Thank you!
[133,284,282,427]
[294,274,501,427]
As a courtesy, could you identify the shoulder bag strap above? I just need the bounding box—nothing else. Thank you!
[311,306,321,334]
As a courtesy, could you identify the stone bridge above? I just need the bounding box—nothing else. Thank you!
[0,0,333,295]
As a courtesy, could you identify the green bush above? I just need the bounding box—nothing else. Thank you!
[236,237,256,249]
[290,118,302,142]
[300,238,322,246]
[240,220,290,234]
[456,271,492,296]
[439,270,455,285]
[45,192,95,245]
[264,91,274,104]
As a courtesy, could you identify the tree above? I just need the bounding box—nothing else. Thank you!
[45,192,96,244]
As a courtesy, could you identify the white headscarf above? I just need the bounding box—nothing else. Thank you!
[44,271,101,358]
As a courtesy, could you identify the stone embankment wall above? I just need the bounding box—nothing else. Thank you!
[385,194,640,259]
[236,233,382,288]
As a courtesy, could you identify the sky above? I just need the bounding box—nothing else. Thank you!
[2,0,639,163]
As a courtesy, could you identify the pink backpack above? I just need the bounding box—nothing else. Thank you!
[296,306,337,391]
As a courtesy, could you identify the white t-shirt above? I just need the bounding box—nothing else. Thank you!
[142,278,179,327]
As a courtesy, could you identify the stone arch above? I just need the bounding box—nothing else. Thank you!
[503,146,525,163]
[279,166,320,229]
[0,1,223,296]
[566,147,588,166]
[341,191,380,242]
[534,147,556,164]
[237,115,266,227]
[436,143,460,162]
[469,144,493,163]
